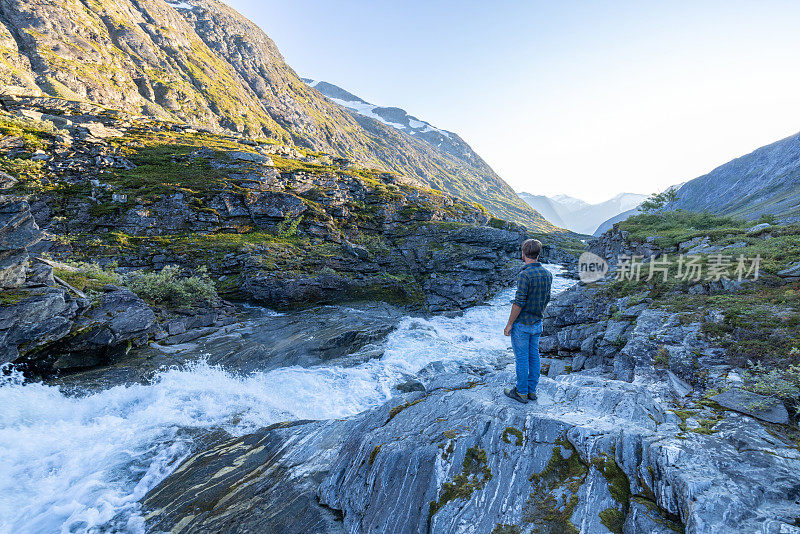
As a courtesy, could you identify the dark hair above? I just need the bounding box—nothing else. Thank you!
[522,238,542,259]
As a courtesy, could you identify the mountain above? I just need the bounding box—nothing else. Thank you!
[550,194,590,214]
[667,132,800,223]
[517,193,567,227]
[592,207,638,236]
[303,79,470,162]
[0,0,554,231]
[519,192,648,234]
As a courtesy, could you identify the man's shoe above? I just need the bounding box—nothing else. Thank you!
[504,386,528,404]
[527,392,537,402]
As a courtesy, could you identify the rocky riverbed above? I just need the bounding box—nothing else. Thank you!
[0,266,575,533]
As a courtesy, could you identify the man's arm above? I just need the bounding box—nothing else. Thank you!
[504,304,522,336]
[505,272,528,335]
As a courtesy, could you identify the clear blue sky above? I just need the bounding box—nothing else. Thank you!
[226,0,800,203]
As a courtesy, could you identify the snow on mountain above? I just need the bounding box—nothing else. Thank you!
[303,79,452,139]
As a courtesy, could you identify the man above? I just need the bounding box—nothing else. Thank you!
[503,238,552,404]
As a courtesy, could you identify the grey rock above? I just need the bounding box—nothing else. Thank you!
[145,371,800,534]
[711,388,789,424]
[746,223,772,235]
[777,261,800,278]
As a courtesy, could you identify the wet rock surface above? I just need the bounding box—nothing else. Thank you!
[144,366,800,534]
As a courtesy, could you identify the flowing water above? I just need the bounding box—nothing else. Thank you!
[0,265,575,534]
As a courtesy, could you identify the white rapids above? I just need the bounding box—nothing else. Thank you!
[0,265,574,533]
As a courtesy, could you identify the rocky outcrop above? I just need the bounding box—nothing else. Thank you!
[0,195,41,287]
[0,98,566,311]
[0,0,553,230]
[144,365,800,533]
[0,192,158,373]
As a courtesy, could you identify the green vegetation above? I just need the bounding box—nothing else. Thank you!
[368,444,382,466]
[639,188,678,213]
[591,453,631,506]
[0,113,60,151]
[125,265,217,308]
[742,361,800,412]
[600,211,800,423]
[492,525,522,534]
[617,210,748,250]
[654,345,669,368]
[429,446,493,521]
[52,261,121,293]
[386,397,426,423]
[0,288,32,306]
[523,438,589,533]
[501,427,524,446]
[599,508,625,534]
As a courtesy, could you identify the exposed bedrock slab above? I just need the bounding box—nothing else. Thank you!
[144,370,800,534]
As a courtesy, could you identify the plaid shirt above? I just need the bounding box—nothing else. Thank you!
[513,262,552,325]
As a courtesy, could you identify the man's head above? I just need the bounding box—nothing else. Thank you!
[521,238,542,262]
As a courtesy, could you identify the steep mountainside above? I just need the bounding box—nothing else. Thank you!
[0,0,554,230]
[668,132,800,223]
[304,79,477,164]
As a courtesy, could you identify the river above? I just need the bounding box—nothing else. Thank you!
[0,265,575,534]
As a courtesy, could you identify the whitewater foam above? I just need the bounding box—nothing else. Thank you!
[0,265,574,533]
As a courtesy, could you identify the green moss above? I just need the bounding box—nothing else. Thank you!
[590,453,631,506]
[0,288,31,306]
[368,444,382,465]
[429,446,493,521]
[523,438,589,533]
[53,262,121,293]
[492,524,522,534]
[631,496,685,533]
[599,508,625,534]
[501,427,524,446]
[386,397,426,423]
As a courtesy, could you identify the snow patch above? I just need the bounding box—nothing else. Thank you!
[327,97,407,130]
[166,0,194,9]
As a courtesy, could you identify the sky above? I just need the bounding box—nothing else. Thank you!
[226,0,800,204]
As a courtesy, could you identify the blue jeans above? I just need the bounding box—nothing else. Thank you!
[510,321,542,396]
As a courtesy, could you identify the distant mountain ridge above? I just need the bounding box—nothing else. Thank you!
[667,132,800,223]
[0,0,554,231]
[519,192,648,235]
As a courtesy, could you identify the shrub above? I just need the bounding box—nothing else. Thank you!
[124,265,217,308]
[52,261,121,294]
[742,360,800,411]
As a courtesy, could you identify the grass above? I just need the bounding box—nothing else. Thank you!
[617,210,748,249]
[52,261,121,293]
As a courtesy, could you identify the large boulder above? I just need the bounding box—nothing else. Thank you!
[0,195,42,288]
[48,287,158,372]
[0,286,86,365]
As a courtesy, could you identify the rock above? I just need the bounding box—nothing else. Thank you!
[711,388,789,424]
[144,371,800,533]
[623,500,678,534]
[0,196,42,288]
[777,261,800,279]
[667,371,692,398]
[0,286,85,365]
[547,358,569,377]
[0,171,18,189]
[47,289,157,372]
[227,150,274,165]
[746,223,771,235]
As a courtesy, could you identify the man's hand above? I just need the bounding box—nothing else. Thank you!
[504,323,513,336]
